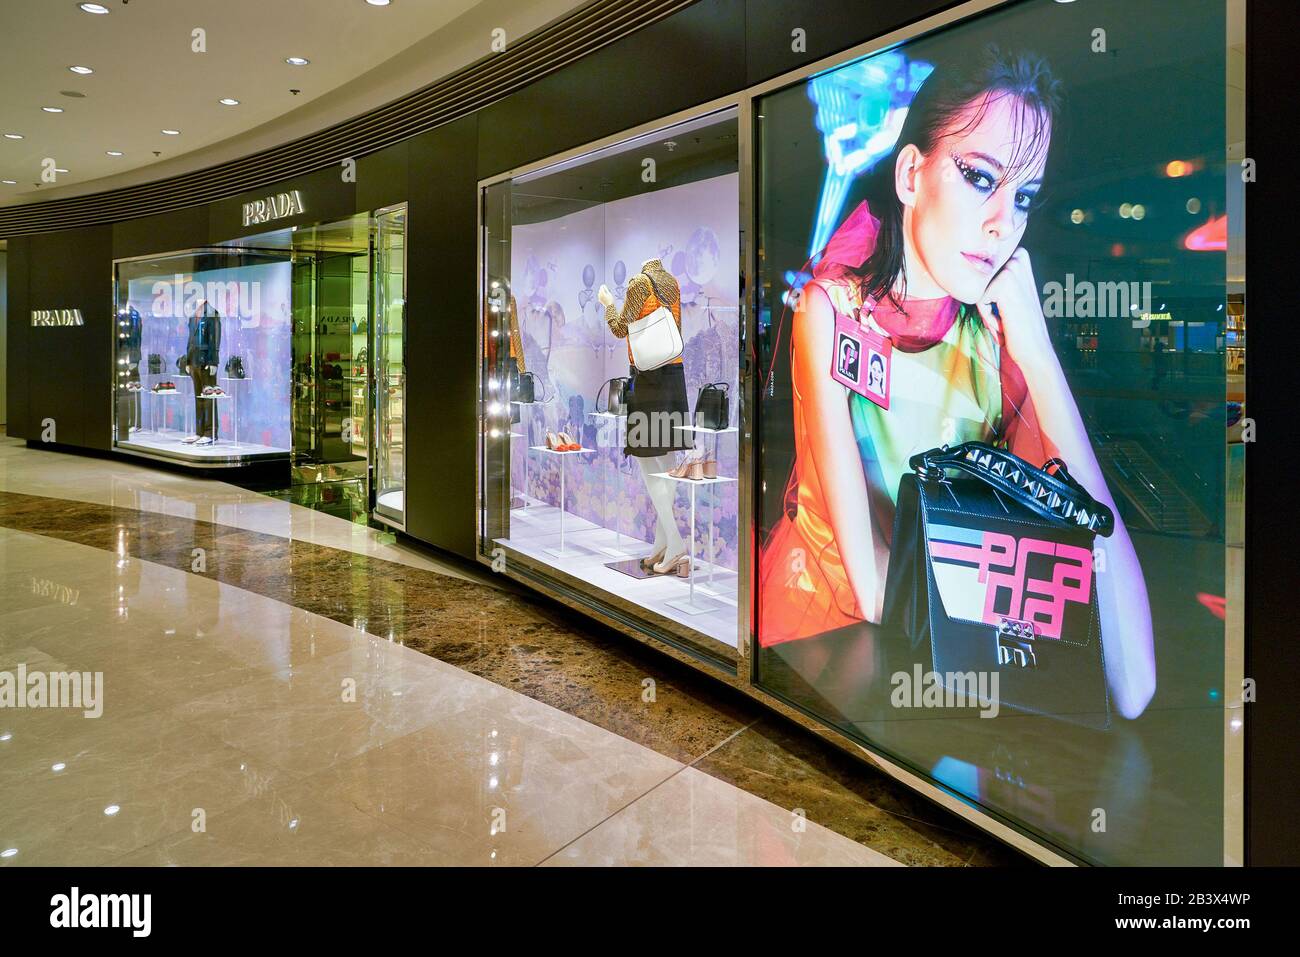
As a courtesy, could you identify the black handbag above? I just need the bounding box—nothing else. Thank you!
[516,371,539,405]
[693,382,730,430]
[595,377,630,416]
[881,442,1115,729]
[224,355,246,379]
[147,354,163,375]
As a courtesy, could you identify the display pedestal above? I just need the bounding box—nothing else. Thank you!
[218,376,247,444]
[650,471,736,615]
[588,410,638,559]
[150,389,184,438]
[531,445,588,558]
[198,392,231,445]
[511,401,538,512]
[676,425,738,598]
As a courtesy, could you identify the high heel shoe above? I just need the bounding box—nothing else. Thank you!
[686,459,705,481]
[668,451,699,478]
[638,545,667,572]
[653,552,691,578]
[557,431,580,452]
[701,459,718,480]
[545,430,561,451]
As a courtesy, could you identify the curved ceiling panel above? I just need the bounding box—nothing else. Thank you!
[0,0,691,237]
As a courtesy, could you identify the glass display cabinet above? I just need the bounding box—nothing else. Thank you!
[113,247,293,465]
[478,107,742,662]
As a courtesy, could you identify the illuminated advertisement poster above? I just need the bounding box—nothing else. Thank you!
[754,0,1237,864]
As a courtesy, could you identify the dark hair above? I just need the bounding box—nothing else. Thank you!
[854,44,1062,308]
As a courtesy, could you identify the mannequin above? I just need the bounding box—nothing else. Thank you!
[183,299,222,446]
[600,258,693,577]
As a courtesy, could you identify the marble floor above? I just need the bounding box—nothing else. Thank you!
[0,434,1027,866]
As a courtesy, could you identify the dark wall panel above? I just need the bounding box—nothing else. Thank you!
[404,115,479,559]
[22,226,114,450]
[358,141,410,214]
[5,238,31,439]
[477,0,745,180]
[1244,0,1293,866]
[113,204,210,261]
[744,0,956,87]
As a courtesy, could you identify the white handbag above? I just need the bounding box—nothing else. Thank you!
[626,275,683,371]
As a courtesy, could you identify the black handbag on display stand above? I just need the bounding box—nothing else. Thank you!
[595,377,630,416]
[881,442,1116,729]
[693,382,730,431]
[147,354,163,375]
[175,355,188,375]
[224,355,246,379]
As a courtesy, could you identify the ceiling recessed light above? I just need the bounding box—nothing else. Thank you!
[1,180,17,186]
[285,56,310,66]
[69,65,94,75]
[366,0,393,6]
[2,133,22,140]
[106,150,123,156]
[78,2,110,13]
[42,106,64,113]
[161,129,180,135]
[218,97,240,106]
[54,167,69,173]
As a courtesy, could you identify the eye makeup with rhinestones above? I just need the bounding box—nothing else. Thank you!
[949,151,1040,214]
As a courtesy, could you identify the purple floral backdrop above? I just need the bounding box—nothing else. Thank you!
[509,174,740,569]
[126,261,292,448]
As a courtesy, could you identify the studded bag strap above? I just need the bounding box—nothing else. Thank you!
[909,441,1114,536]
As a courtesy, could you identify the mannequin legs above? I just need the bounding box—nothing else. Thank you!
[637,454,685,559]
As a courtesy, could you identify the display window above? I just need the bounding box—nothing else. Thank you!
[479,108,742,658]
[114,249,293,463]
[753,0,1242,864]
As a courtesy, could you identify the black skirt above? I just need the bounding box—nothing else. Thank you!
[624,362,692,457]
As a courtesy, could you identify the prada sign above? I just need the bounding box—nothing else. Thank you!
[242,189,305,227]
[31,309,84,327]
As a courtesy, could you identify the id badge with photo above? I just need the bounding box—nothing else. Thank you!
[831,309,892,410]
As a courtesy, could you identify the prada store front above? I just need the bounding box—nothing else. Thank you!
[7,163,415,530]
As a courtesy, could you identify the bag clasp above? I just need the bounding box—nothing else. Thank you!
[996,617,1038,669]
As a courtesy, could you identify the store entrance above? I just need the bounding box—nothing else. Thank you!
[191,206,407,525]
[287,215,373,494]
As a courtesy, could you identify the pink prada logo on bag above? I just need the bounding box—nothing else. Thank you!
[927,525,1093,640]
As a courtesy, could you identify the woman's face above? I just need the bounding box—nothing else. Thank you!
[897,93,1049,303]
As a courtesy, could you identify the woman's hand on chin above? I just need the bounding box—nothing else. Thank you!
[975,248,1055,367]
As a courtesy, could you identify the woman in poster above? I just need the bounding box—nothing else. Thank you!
[758,45,1155,718]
